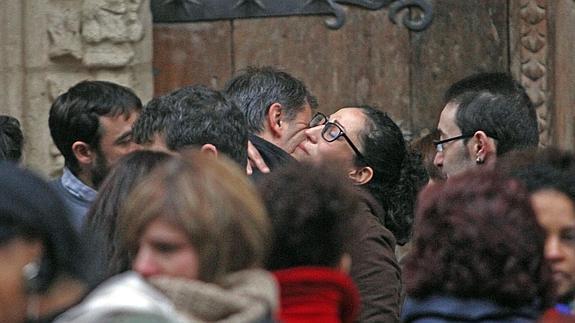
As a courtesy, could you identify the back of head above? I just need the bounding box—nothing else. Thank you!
[165,85,248,167]
[0,115,24,162]
[445,73,538,155]
[0,162,87,292]
[444,72,527,103]
[404,169,552,308]
[498,147,575,199]
[410,130,445,182]
[455,91,539,155]
[85,150,173,276]
[119,152,270,283]
[223,66,314,133]
[49,80,142,173]
[258,162,359,270]
[132,94,180,145]
[356,105,428,244]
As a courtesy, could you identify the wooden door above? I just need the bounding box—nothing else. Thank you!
[153,0,509,140]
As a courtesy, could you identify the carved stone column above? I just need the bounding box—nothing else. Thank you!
[510,0,550,147]
[510,0,575,150]
[0,0,153,177]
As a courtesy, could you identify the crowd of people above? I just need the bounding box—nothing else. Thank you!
[1,67,575,322]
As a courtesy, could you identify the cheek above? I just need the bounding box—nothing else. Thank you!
[0,265,27,321]
[565,246,575,267]
[318,141,354,165]
[171,249,200,280]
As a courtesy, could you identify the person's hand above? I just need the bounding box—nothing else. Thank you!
[246,140,270,175]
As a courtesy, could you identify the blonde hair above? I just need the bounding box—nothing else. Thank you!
[118,151,270,283]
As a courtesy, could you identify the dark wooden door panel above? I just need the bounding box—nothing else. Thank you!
[232,7,411,128]
[409,0,509,137]
[153,22,233,96]
[152,1,510,140]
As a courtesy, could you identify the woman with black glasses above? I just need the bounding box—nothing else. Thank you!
[293,105,427,322]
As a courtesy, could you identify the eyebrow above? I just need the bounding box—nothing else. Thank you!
[436,127,446,137]
[333,120,348,132]
[114,130,133,145]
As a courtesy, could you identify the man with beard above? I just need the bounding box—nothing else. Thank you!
[49,80,142,231]
[433,72,539,178]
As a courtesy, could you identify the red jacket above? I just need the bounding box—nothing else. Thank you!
[273,267,360,323]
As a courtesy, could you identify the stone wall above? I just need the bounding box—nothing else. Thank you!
[0,0,153,177]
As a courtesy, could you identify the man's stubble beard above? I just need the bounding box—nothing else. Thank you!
[90,148,110,190]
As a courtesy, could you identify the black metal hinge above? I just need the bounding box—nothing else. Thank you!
[151,0,433,31]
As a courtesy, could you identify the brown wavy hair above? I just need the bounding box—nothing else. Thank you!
[404,169,553,308]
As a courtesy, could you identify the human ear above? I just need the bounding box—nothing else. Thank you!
[266,103,284,138]
[470,131,496,164]
[200,144,219,159]
[337,253,352,274]
[71,141,94,166]
[348,166,374,185]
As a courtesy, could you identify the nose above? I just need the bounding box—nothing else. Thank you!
[545,237,565,263]
[132,247,160,278]
[433,151,443,168]
[304,125,321,144]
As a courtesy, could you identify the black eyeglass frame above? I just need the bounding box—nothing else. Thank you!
[433,132,499,152]
[309,112,369,164]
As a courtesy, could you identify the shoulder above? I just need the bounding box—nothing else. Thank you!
[54,272,186,323]
[350,199,396,247]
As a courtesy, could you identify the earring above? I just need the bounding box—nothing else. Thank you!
[23,262,40,293]
[476,157,484,164]
[23,262,40,320]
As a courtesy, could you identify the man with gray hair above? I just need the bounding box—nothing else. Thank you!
[224,66,317,179]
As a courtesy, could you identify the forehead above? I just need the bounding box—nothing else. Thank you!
[329,107,367,134]
[99,111,138,131]
[437,102,461,137]
[532,189,575,225]
[291,102,313,122]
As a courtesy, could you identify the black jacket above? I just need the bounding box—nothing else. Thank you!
[249,134,295,182]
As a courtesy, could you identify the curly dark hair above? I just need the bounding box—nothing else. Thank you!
[354,105,428,245]
[258,162,360,270]
[404,169,553,308]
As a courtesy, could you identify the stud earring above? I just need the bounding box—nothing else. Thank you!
[23,262,40,320]
[476,157,484,164]
[23,262,40,293]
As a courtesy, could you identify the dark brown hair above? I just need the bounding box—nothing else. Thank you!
[404,169,553,308]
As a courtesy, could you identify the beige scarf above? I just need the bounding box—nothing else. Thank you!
[150,269,278,322]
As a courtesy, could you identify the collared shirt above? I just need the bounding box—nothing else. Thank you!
[61,168,97,203]
[51,168,97,231]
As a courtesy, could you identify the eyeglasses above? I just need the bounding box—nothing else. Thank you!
[433,134,473,152]
[309,112,368,163]
[433,132,498,152]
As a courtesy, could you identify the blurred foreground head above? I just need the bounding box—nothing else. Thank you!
[0,162,88,322]
[404,169,552,309]
[119,151,271,283]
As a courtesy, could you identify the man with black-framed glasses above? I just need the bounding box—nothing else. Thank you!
[433,72,539,178]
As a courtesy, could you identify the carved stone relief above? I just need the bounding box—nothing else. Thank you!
[48,0,145,67]
[48,9,83,59]
[43,0,150,176]
[82,0,145,67]
[519,0,549,146]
